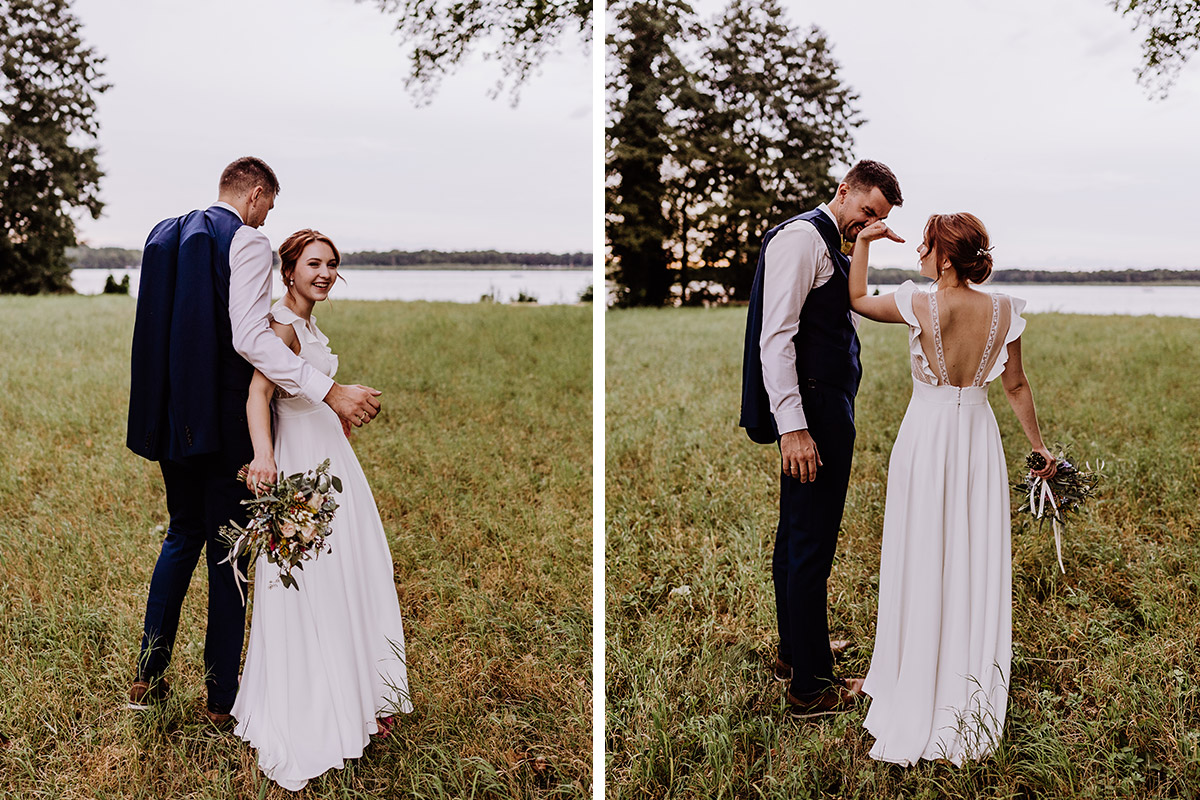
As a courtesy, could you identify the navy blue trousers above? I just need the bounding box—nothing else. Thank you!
[772,380,856,701]
[137,453,251,713]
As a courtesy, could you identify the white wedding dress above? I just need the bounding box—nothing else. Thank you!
[232,301,413,791]
[862,281,1026,766]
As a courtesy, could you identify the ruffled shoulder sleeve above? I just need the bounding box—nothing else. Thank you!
[1004,294,1027,345]
[268,301,329,348]
[984,294,1027,384]
[894,281,940,385]
[892,280,920,328]
[267,300,338,379]
[268,300,301,327]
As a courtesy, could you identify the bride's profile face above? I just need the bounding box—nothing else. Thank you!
[917,240,939,280]
[290,241,338,302]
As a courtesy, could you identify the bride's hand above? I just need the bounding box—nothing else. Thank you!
[245,454,277,496]
[858,220,905,244]
[1031,447,1057,479]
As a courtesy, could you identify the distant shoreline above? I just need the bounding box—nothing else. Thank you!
[72,263,593,272]
[67,245,592,271]
[867,267,1200,286]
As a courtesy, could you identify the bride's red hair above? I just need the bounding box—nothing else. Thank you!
[922,213,993,284]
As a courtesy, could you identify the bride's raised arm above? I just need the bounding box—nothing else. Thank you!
[848,221,906,324]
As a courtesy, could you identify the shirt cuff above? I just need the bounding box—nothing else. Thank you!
[298,372,336,407]
[775,409,808,436]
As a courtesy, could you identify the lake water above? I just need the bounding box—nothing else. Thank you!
[73,268,594,305]
[971,283,1200,318]
[873,283,1200,319]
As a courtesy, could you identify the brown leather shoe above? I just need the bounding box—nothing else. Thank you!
[786,678,865,719]
[772,641,852,682]
[127,677,171,710]
[203,709,235,731]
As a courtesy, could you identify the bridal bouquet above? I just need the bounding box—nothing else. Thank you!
[219,459,343,600]
[1012,444,1103,574]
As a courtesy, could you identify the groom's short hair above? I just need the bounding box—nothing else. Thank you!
[219,156,281,198]
[844,160,902,207]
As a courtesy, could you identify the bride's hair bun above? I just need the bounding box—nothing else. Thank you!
[923,213,993,284]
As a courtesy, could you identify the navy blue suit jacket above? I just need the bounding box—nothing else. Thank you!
[127,206,246,462]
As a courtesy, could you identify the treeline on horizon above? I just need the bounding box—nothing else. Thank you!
[67,246,591,269]
[868,267,1200,284]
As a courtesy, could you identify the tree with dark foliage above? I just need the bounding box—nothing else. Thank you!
[605,0,697,307]
[605,0,860,305]
[0,0,109,294]
[694,0,859,300]
[1114,0,1200,96]
[362,0,591,102]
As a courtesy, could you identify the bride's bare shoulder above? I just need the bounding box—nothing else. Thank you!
[268,318,301,355]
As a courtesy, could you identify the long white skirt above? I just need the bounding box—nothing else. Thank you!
[862,381,1011,766]
[232,399,413,791]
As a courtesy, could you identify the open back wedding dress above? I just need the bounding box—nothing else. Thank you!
[862,280,1026,766]
[232,301,413,791]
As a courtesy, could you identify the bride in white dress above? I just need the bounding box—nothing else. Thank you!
[846,212,1057,765]
[232,229,413,791]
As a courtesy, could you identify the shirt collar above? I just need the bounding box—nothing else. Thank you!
[817,202,836,225]
[210,200,243,223]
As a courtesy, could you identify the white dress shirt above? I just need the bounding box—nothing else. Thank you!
[758,203,843,435]
[219,201,335,405]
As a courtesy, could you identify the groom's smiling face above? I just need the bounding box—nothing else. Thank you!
[836,185,892,243]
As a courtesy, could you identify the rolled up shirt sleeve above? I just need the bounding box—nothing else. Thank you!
[759,223,830,436]
[228,227,334,405]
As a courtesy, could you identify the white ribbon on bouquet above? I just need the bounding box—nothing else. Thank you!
[218,530,253,605]
[1029,477,1065,574]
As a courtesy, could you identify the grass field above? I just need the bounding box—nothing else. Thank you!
[606,307,1200,799]
[0,296,591,799]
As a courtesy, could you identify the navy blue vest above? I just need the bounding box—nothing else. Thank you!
[128,206,251,462]
[739,209,863,444]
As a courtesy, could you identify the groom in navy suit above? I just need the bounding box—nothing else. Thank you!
[740,160,902,717]
[126,157,385,726]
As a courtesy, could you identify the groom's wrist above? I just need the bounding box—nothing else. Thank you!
[304,373,335,406]
[776,410,808,436]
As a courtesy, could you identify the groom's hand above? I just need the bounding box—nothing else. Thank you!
[859,220,905,244]
[780,430,822,482]
[324,382,383,427]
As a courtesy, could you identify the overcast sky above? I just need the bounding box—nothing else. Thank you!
[684,0,1200,270]
[72,0,591,253]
